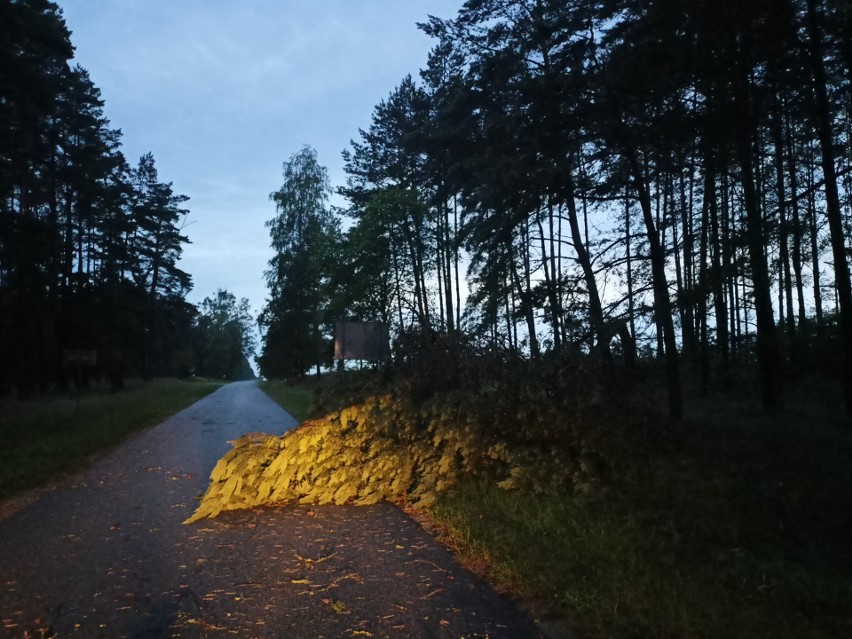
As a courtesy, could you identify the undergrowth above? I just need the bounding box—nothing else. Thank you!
[430,382,852,639]
[258,378,317,422]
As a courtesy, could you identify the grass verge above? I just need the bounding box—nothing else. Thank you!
[258,378,319,423]
[429,395,852,639]
[0,378,221,500]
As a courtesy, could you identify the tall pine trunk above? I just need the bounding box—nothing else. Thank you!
[565,177,609,358]
[772,93,796,338]
[624,145,683,420]
[736,121,782,410]
[806,0,852,415]
[785,116,808,326]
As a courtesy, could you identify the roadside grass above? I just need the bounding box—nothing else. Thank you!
[0,378,221,500]
[258,378,319,423]
[429,386,852,639]
[259,371,372,423]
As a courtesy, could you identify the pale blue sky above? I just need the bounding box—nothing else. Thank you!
[59,0,461,317]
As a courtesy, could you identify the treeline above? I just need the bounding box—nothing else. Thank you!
[260,0,852,419]
[0,1,253,392]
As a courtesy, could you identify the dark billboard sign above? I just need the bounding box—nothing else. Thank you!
[334,322,388,362]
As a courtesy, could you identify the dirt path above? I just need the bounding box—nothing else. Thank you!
[0,381,544,638]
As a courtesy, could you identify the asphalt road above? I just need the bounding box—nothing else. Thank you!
[0,381,545,638]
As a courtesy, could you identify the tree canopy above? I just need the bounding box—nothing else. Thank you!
[258,146,341,379]
[0,0,221,391]
[194,289,257,381]
[257,0,852,419]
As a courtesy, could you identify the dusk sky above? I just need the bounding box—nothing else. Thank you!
[59,0,462,320]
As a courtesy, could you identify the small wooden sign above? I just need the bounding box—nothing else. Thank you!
[63,349,98,367]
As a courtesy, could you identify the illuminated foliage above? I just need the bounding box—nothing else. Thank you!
[184,369,655,524]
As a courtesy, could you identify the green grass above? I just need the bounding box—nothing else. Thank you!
[258,379,316,422]
[429,391,852,639]
[0,378,221,500]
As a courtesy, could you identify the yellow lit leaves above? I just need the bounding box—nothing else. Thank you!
[184,392,602,524]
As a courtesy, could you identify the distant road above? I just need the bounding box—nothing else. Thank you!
[0,381,543,638]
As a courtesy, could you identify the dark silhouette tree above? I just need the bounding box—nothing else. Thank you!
[0,1,197,391]
[194,289,256,380]
[259,146,341,379]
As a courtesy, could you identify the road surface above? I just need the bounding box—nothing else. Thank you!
[0,381,545,638]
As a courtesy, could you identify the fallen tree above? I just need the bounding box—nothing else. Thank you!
[184,383,652,524]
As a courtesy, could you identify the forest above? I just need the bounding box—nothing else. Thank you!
[5,0,850,413]
[0,0,255,392]
[246,5,852,632]
[258,0,852,421]
[4,1,851,635]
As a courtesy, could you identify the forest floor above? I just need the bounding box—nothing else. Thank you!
[426,379,852,639]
